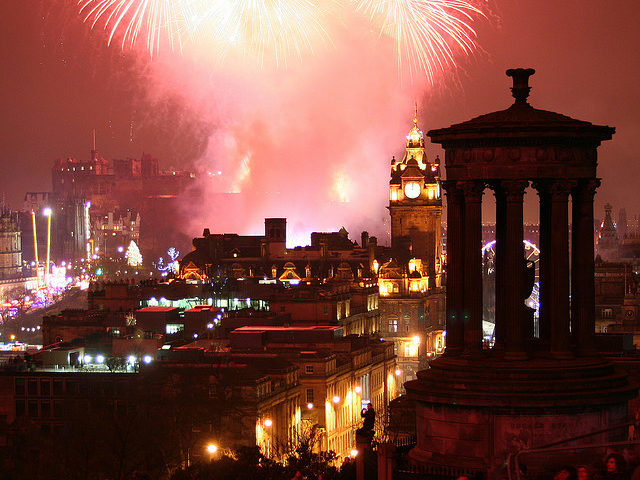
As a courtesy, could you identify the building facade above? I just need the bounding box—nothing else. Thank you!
[377,111,446,388]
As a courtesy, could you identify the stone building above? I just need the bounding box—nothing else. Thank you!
[179,218,377,284]
[0,353,301,473]
[377,110,446,389]
[226,325,397,458]
[405,68,636,472]
[0,210,21,279]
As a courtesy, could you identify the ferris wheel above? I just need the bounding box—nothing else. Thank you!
[481,240,540,340]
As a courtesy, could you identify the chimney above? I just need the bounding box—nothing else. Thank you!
[361,231,369,248]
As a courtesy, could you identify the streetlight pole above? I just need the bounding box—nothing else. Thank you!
[31,211,39,289]
[43,207,52,288]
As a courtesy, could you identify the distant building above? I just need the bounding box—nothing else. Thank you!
[224,325,397,457]
[179,218,376,283]
[0,353,301,468]
[92,208,140,258]
[597,203,619,261]
[377,111,446,388]
[0,209,22,279]
[17,149,196,264]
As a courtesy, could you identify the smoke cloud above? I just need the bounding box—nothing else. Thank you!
[108,4,478,247]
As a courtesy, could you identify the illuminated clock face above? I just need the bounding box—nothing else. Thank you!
[404,182,421,199]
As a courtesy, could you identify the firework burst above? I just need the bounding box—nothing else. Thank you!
[78,0,331,64]
[77,0,485,79]
[78,0,187,56]
[356,0,484,81]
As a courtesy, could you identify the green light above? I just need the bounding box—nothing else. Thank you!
[96,267,103,276]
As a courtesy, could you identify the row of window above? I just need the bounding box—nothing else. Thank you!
[15,377,129,397]
[16,399,64,418]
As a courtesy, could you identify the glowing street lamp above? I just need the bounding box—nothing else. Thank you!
[263,419,273,427]
[43,207,52,287]
[31,211,40,289]
[307,403,314,410]
[206,444,218,454]
[332,395,341,404]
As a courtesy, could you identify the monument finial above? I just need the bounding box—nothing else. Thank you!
[506,68,535,104]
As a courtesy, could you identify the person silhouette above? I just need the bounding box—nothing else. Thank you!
[357,403,375,438]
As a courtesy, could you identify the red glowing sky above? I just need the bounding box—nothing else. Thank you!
[1,1,639,246]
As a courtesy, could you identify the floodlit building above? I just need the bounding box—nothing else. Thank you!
[376,110,446,389]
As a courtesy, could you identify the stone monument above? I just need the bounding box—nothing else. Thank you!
[405,68,637,471]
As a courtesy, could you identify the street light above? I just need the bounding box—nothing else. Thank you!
[43,207,52,287]
[263,419,273,427]
[31,211,40,289]
[206,444,218,454]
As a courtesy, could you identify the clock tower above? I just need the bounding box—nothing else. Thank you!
[388,109,443,280]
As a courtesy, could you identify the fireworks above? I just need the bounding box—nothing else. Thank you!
[78,0,331,63]
[356,0,484,81]
[77,0,484,80]
[78,0,187,55]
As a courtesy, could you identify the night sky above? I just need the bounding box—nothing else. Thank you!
[1,1,638,241]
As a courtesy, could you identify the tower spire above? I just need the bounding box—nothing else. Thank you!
[414,102,418,126]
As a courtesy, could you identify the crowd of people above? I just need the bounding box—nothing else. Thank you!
[551,451,640,480]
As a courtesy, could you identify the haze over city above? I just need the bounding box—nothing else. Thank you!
[2,0,638,247]
[2,1,640,479]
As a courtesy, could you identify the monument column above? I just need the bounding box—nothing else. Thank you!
[461,180,484,354]
[544,180,573,358]
[443,181,464,355]
[502,180,529,359]
[493,184,506,351]
[535,181,551,346]
[572,178,600,355]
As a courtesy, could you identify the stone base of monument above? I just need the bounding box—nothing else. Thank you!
[405,354,635,472]
[355,431,376,480]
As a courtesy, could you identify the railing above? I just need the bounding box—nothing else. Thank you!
[395,460,483,480]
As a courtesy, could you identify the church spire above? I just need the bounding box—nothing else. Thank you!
[406,103,424,149]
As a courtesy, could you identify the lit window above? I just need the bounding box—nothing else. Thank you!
[404,342,419,357]
[306,388,314,403]
[389,320,398,333]
[166,324,184,334]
